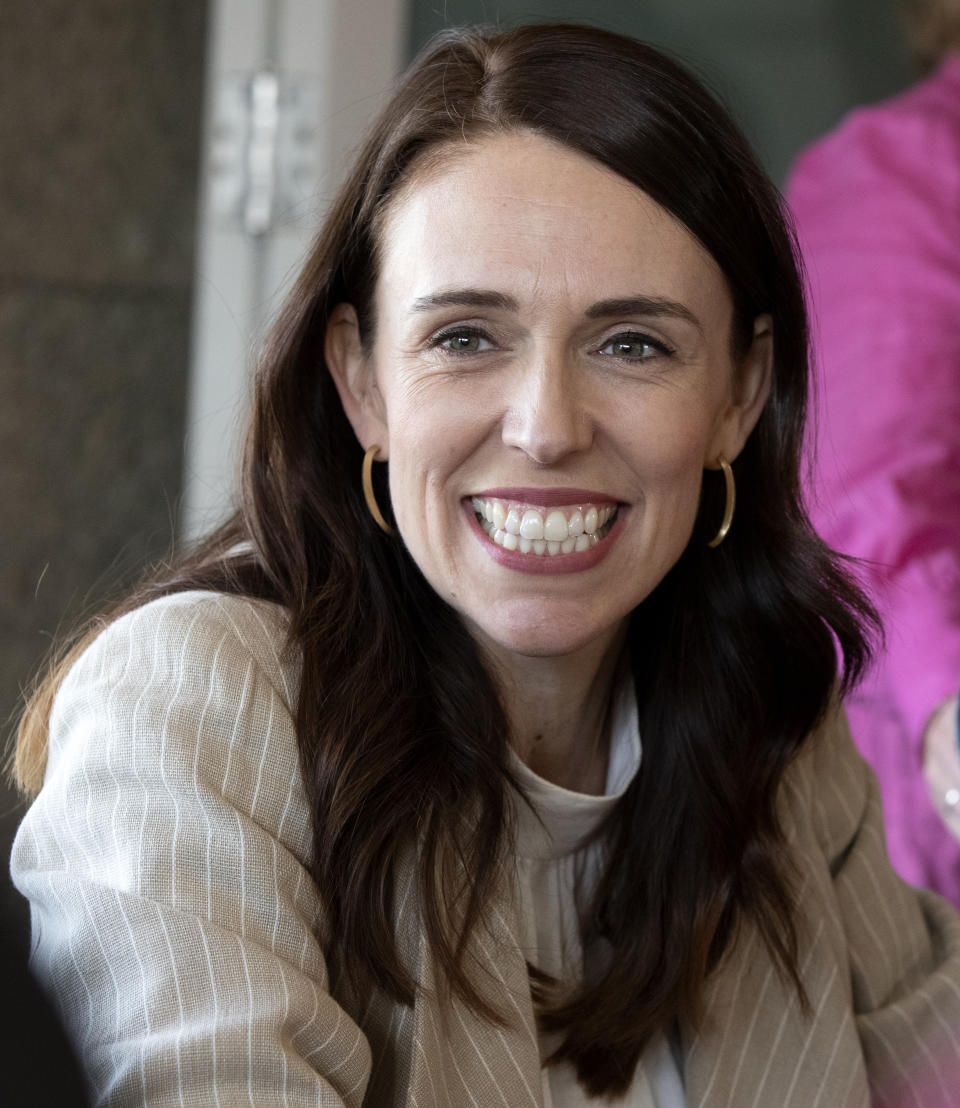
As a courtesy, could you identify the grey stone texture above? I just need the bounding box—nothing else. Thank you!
[1,0,207,949]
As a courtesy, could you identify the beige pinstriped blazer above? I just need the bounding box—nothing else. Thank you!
[12,590,960,1107]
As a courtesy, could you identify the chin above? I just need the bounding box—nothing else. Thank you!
[494,634,585,660]
[472,604,623,662]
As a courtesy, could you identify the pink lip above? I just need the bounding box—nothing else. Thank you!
[472,487,620,507]
[464,502,626,575]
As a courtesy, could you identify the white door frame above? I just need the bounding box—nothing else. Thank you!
[183,0,405,540]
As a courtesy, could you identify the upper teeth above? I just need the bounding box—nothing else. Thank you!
[470,497,617,554]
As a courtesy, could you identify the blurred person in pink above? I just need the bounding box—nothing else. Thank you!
[786,0,960,903]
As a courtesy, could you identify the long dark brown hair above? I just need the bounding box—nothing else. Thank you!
[16,24,877,1097]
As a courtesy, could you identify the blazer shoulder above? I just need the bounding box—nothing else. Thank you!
[44,590,306,843]
[61,589,298,715]
[778,700,871,866]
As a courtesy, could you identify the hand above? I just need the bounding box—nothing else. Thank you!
[923,693,960,842]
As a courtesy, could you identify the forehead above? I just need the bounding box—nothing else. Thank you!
[376,131,733,328]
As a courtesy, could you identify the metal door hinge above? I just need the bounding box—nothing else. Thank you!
[207,70,319,236]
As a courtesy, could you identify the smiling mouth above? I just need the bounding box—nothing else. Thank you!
[470,496,619,556]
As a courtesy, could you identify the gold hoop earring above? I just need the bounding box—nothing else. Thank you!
[707,456,735,548]
[362,444,394,535]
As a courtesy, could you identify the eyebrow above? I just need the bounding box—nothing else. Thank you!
[409,289,702,332]
[410,289,519,313]
[585,296,702,332]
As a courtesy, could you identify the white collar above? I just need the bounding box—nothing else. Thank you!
[510,677,641,861]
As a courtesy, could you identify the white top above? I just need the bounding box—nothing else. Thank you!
[511,679,686,1108]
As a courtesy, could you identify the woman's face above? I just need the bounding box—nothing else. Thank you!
[328,131,770,664]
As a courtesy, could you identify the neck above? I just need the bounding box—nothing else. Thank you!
[481,623,629,795]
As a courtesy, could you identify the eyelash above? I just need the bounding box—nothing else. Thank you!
[597,331,674,360]
[430,326,495,355]
[428,326,675,360]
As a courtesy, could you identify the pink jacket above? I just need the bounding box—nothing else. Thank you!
[786,55,960,904]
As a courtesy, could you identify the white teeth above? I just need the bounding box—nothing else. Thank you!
[519,509,544,540]
[473,497,617,556]
[543,510,568,542]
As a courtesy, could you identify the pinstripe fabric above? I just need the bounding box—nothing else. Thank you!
[11,590,960,1106]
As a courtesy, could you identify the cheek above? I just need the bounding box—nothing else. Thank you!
[384,374,494,465]
[631,403,716,485]
[381,391,484,530]
[627,404,718,544]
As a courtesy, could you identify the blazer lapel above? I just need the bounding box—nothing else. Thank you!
[681,873,870,1108]
[406,890,544,1107]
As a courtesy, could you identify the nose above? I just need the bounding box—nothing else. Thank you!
[500,352,594,464]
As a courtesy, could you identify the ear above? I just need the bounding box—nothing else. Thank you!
[325,303,390,458]
[707,313,773,467]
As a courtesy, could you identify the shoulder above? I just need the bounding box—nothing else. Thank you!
[50,588,300,771]
[42,589,309,858]
[60,589,297,715]
[777,700,870,862]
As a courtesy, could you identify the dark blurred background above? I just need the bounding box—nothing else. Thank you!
[1,0,208,950]
[0,0,913,949]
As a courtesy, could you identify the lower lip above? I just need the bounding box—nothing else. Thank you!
[464,503,626,575]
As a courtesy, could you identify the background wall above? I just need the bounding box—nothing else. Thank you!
[0,1,208,947]
[1,0,914,947]
[408,0,913,184]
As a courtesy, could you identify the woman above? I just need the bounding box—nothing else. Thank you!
[785,0,960,897]
[11,23,960,1108]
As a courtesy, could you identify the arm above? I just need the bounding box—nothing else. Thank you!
[924,694,960,842]
[11,591,371,1107]
[786,97,960,750]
